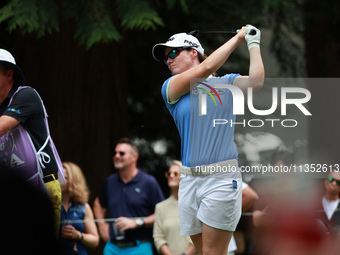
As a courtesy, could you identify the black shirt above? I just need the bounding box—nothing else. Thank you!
[0,86,58,175]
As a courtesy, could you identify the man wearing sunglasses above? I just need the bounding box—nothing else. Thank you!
[319,172,340,232]
[93,137,164,255]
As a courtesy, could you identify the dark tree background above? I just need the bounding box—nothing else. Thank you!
[303,0,340,165]
[0,0,339,254]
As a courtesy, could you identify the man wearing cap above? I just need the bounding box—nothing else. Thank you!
[0,48,64,236]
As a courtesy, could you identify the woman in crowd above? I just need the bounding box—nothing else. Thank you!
[59,162,99,254]
[154,160,197,255]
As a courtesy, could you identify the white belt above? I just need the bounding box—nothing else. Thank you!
[180,159,238,176]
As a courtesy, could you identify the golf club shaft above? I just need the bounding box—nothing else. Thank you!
[188,29,240,37]
[199,30,239,34]
[189,29,257,37]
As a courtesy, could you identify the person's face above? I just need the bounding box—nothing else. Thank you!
[113,143,137,170]
[164,47,197,75]
[324,173,340,195]
[166,164,181,188]
[0,65,13,90]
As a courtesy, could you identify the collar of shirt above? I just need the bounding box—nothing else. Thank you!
[117,169,141,184]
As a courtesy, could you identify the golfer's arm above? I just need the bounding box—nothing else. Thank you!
[168,35,243,102]
[234,47,265,96]
[0,115,20,137]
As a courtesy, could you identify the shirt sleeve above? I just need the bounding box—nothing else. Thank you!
[221,73,241,85]
[161,77,174,105]
[153,203,167,252]
[2,87,42,123]
[161,77,184,119]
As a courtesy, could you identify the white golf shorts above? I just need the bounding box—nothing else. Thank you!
[178,172,242,236]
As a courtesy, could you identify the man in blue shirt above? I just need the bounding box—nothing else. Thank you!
[93,137,164,255]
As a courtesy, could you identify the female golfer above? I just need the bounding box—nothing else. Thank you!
[152,25,264,254]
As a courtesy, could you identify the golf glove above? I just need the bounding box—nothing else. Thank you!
[245,24,261,50]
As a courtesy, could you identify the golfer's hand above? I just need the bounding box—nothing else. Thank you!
[236,26,247,44]
[245,24,261,49]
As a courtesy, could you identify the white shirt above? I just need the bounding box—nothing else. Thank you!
[322,196,340,220]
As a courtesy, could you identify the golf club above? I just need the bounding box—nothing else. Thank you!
[188,29,257,37]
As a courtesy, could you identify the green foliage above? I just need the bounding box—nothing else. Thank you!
[0,0,59,37]
[62,0,123,49]
[0,0,178,49]
[164,0,188,12]
[117,0,164,31]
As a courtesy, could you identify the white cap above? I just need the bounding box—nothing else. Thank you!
[0,49,16,65]
[152,33,204,61]
[0,49,25,86]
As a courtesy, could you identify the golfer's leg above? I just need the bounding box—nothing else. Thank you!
[202,223,233,255]
[190,233,203,255]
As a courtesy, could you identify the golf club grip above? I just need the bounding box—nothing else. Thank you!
[237,29,256,35]
[249,29,256,35]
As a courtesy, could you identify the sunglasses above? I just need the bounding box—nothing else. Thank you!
[164,47,190,65]
[328,177,340,186]
[165,171,180,178]
[114,151,126,156]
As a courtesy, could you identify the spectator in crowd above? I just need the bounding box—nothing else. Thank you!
[318,171,340,231]
[59,162,99,254]
[93,137,164,255]
[153,160,197,255]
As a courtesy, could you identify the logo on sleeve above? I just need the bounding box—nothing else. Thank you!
[7,108,21,114]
